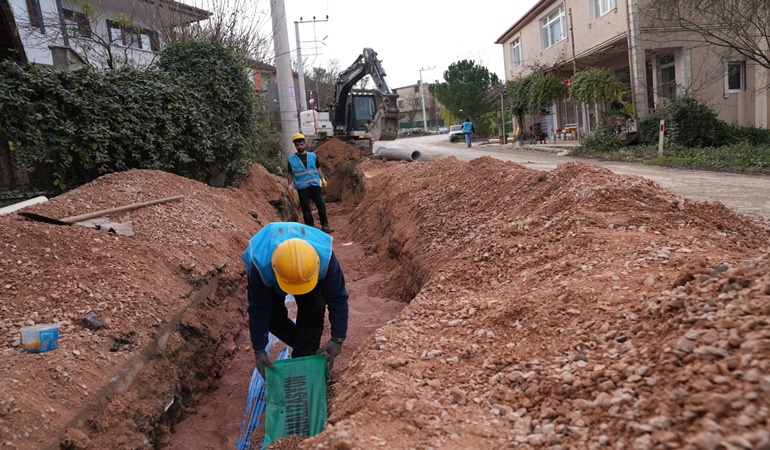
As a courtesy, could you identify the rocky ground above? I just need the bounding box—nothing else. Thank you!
[1,138,770,449]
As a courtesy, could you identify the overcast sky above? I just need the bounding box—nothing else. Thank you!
[272,0,540,89]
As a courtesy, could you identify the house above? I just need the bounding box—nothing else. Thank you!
[246,59,277,92]
[246,59,305,114]
[1,0,26,63]
[394,83,444,131]
[7,0,209,69]
[495,0,768,136]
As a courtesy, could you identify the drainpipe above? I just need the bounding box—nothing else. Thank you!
[626,0,647,120]
[568,8,581,143]
[55,0,69,47]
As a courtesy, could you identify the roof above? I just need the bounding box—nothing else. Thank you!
[246,59,276,72]
[0,0,26,63]
[494,0,550,44]
[148,0,210,22]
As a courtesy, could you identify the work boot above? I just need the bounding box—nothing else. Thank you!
[321,224,334,233]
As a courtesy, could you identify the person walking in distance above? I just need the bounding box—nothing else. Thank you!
[461,118,475,148]
[288,133,334,233]
[243,222,349,377]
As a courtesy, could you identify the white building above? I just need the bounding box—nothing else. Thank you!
[8,0,209,69]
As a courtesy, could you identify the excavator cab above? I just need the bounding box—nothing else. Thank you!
[348,94,378,132]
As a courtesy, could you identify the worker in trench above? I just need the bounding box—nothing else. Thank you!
[288,133,334,233]
[242,221,349,378]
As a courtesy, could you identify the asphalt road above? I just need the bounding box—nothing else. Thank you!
[375,134,770,227]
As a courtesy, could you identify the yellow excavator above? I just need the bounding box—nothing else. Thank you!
[300,48,399,152]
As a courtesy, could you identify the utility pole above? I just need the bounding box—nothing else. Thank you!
[294,15,328,112]
[419,66,434,131]
[270,0,299,159]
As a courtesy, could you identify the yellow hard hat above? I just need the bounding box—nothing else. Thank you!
[292,133,306,142]
[271,238,320,294]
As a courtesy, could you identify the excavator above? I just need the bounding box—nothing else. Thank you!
[299,48,399,152]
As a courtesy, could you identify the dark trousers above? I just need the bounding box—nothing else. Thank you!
[297,185,329,227]
[268,290,326,357]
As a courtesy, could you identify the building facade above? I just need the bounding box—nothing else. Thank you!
[394,83,443,131]
[495,0,768,135]
[8,0,209,69]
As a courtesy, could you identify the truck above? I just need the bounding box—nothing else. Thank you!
[300,48,399,152]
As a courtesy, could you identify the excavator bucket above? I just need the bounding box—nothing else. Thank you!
[369,94,399,141]
[379,113,399,141]
[368,105,398,141]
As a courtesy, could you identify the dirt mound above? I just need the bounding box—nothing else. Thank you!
[0,165,290,449]
[2,145,770,449]
[301,157,770,449]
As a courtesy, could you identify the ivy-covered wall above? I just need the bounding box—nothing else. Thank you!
[0,40,276,191]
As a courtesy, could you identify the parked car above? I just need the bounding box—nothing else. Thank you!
[448,124,463,142]
[438,126,448,134]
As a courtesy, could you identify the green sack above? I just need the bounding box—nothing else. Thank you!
[264,354,330,446]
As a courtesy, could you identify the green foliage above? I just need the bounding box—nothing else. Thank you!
[580,128,623,152]
[730,124,770,146]
[528,72,568,113]
[157,40,261,185]
[570,67,625,106]
[429,60,500,134]
[646,142,770,172]
[0,40,271,190]
[575,139,770,175]
[639,96,731,148]
[507,75,535,116]
[507,70,567,116]
[505,69,567,135]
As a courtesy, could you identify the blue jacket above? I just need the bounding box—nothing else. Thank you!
[288,152,321,190]
[462,121,474,134]
[243,222,348,350]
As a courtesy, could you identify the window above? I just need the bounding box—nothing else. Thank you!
[510,37,522,68]
[63,9,92,38]
[541,6,566,49]
[107,20,159,51]
[397,99,405,109]
[726,61,745,92]
[25,0,44,31]
[592,0,616,20]
[659,53,676,100]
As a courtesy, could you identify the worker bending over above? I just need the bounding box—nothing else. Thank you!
[243,222,349,378]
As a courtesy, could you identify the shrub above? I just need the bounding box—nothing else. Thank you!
[639,96,731,148]
[581,128,623,152]
[730,124,770,146]
[157,40,261,186]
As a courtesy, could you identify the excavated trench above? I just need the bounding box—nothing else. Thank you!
[8,137,770,450]
[62,141,416,449]
[158,214,414,448]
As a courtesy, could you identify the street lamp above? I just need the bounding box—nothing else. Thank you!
[419,66,434,132]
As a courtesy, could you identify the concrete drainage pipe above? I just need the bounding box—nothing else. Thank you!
[374,147,422,162]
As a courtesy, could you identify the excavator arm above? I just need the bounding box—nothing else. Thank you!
[331,48,399,141]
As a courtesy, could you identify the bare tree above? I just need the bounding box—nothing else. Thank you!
[402,92,422,124]
[173,0,272,62]
[304,59,340,110]
[643,0,770,71]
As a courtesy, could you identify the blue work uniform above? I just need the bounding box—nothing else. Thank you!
[243,222,349,356]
